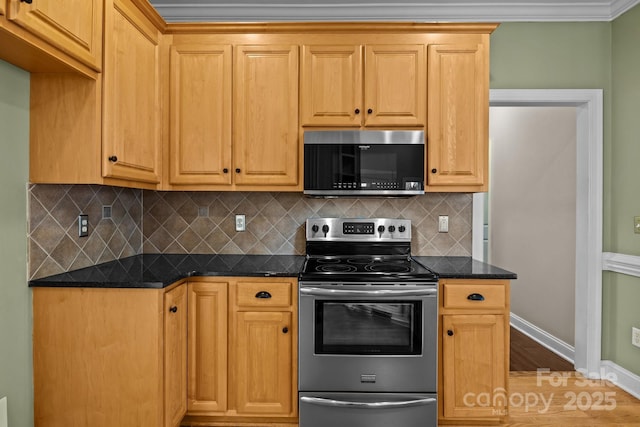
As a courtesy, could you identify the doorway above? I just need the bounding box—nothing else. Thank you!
[472,89,603,377]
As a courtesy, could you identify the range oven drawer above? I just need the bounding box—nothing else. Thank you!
[299,392,437,427]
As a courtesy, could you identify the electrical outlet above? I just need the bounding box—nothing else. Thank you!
[235,214,246,232]
[634,216,640,234]
[438,215,449,233]
[78,214,89,237]
[632,327,640,348]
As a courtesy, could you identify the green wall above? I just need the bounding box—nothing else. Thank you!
[0,60,32,427]
[603,4,640,373]
[490,14,640,376]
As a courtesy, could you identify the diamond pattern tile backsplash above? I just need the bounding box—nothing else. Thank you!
[142,191,473,257]
[29,184,142,279]
[28,185,472,279]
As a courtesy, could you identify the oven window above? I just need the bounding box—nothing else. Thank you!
[315,300,422,355]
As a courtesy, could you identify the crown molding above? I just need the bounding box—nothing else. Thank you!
[150,0,640,23]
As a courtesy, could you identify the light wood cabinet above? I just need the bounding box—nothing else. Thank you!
[187,280,229,414]
[168,44,232,186]
[438,279,510,424]
[6,0,103,70]
[102,0,161,184]
[32,282,188,427]
[230,279,295,416]
[28,0,163,189]
[164,283,188,427]
[426,43,489,192]
[234,45,300,188]
[185,277,298,423]
[301,43,425,127]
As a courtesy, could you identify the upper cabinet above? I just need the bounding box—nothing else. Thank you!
[301,43,425,127]
[426,43,489,192]
[234,45,300,188]
[28,0,164,190]
[168,44,232,186]
[6,0,103,71]
[102,0,162,185]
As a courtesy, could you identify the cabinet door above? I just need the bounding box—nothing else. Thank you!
[103,0,161,185]
[233,311,293,415]
[365,44,425,127]
[7,0,102,70]
[169,44,232,186]
[164,284,187,427]
[441,314,506,418]
[187,281,228,414]
[234,45,299,187]
[427,44,488,189]
[300,44,362,127]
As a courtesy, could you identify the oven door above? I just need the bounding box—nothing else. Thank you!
[298,282,437,393]
[299,392,437,427]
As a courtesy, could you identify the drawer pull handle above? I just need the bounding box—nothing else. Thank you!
[467,293,485,301]
[447,330,454,336]
[255,291,272,299]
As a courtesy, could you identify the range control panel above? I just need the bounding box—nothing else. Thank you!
[306,218,411,242]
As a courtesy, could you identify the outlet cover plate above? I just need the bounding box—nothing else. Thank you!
[438,215,449,233]
[635,217,640,234]
[632,327,640,348]
[235,214,246,232]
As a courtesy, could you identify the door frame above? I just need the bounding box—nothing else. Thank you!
[472,89,603,377]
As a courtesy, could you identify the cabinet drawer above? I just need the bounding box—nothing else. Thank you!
[235,280,292,308]
[443,283,506,309]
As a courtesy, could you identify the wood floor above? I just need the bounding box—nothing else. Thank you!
[502,328,640,426]
[510,327,574,371]
[505,371,640,426]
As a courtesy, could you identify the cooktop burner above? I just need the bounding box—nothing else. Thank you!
[301,218,438,282]
[302,256,435,280]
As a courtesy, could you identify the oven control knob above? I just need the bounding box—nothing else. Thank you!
[398,225,406,233]
[311,224,319,233]
[388,225,396,233]
[322,224,330,234]
[377,225,385,233]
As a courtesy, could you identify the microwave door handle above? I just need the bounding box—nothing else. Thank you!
[299,287,436,297]
[300,396,436,409]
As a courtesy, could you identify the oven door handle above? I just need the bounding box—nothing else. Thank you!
[299,287,436,297]
[300,396,436,409]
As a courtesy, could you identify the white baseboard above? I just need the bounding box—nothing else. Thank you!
[601,360,640,399]
[510,313,575,364]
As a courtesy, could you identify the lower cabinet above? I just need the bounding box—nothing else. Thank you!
[438,279,510,424]
[185,277,298,424]
[32,282,188,427]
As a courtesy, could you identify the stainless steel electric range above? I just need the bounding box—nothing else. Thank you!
[298,217,438,427]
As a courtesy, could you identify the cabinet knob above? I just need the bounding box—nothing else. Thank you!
[282,326,289,334]
[431,168,437,174]
[169,306,178,313]
[467,293,485,301]
[255,291,272,299]
[235,168,241,173]
[447,329,454,336]
[223,168,229,173]
[354,108,360,114]
[21,0,33,3]
[367,108,373,114]
[108,156,118,163]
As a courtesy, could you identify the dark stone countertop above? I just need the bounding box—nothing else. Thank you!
[28,254,516,289]
[28,254,306,289]
[412,256,517,280]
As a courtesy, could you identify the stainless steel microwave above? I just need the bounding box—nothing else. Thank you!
[303,130,425,197]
